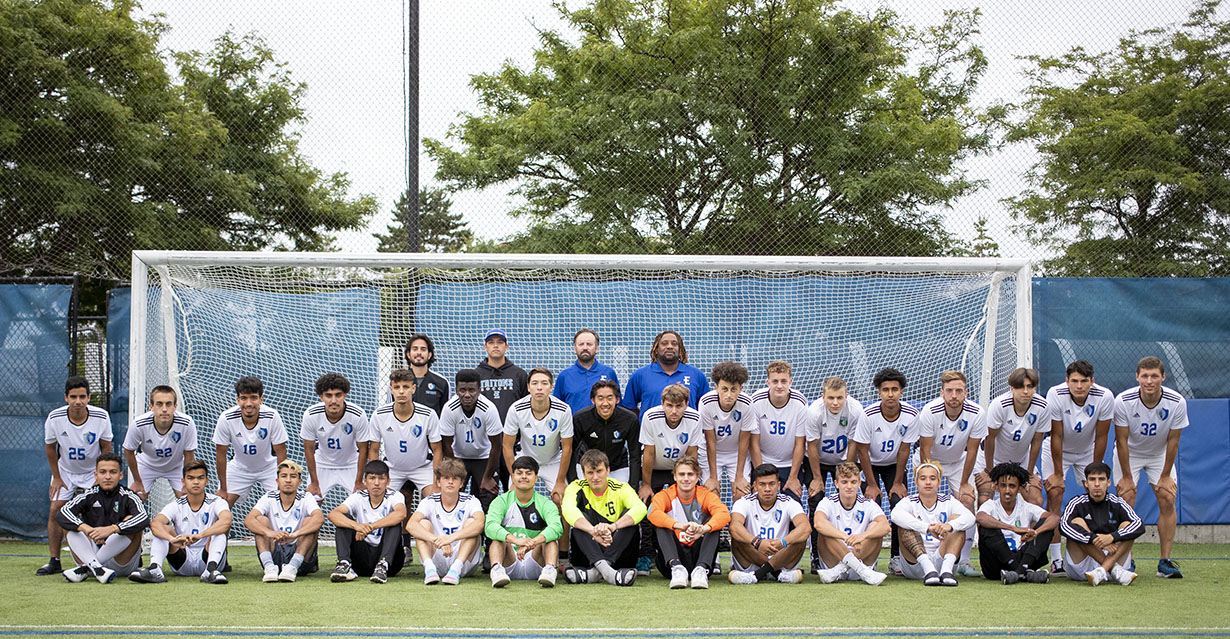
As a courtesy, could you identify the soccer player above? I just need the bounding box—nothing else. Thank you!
[245,460,323,582]
[123,385,197,500]
[620,330,710,419]
[638,384,702,500]
[40,376,113,576]
[562,450,647,586]
[406,333,449,416]
[750,361,810,503]
[328,460,408,584]
[129,459,231,585]
[476,328,529,421]
[805,376,863,573]
[648,457,729,589]
[406,458,486,585]
[697,361,758,500]
[440,369,504,508]
[728,464,809,585]
[570,379,640,484]
[891,461,974,587]
[1113,356,1187,578]
[917,370,986,576]
[1060,461,1144,586]
[485,456,563,588]
[57,452,148,584]
[369,368,442,501]
[975,462,1057,584]
[1042,360,1115,569]
[302,373,370,500]
[975,368,1048,508]
[850,368,917,571]
[812,462,889,585]
[503,367,573,504]
[213,376,288,508]
[554,328,620,414]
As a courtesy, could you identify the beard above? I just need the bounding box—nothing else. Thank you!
[577,351,595,364]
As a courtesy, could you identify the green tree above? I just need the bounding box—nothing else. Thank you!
[374,187,474,252]
[1007,0,1230,276]
[426,0,996,255]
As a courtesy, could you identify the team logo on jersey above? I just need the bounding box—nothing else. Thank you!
[413,425,423,438]
[85,432,96,444]
[428,383,436,391]
[679,433,690,445]
[202,512,210,525]
[294,508,302,519]
[549,419,558,432]
[839,417,848,427]
[1160,408,1170,420]
[1027,414,1037,426]
[171,431,181,443]
[958,419,968,432]
[258,428,268,440]
[113,502,119,513]
[898,425,908,436]
[529,512,539,524]
[613,430,621,439]
[474,418,483,430]
[344,423,354,435]
[1084,405,1095,417]
[733,410,742,422]
[938,512,948,523]
[599,375,608,381]
[855,511,865,523]
[774,511,782,523]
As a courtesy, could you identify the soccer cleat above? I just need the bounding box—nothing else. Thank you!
[923,571,941,586]
[91,564,116,584]
[1025,569,1050,584]
[63,565,91,583]
[1084,566,1106,586]
[371,560,389,584]
[36,558,62,576]
[423,570,441,586]
[817,565,847,584]
[278,564,298,583]
[728,569,757,585]
[614,567,637,586]
[940,572,958,587]
[538,564,557,588]
[690,565,709,589]
[710,563,722,576]
[330,561,356,582]
[777,569,804,584]
[810,559,821,575]
[129,567,167,584]
[263,564,280,583]
[955,561,981,577]
[490,563,510,588]
[1050,557,1065,576]
[201,570,227,584]
[1000,569,1021,585]
[564,566,599,584]
[888,555,905,576]
[442,568,461,585]
[636,556,653,576]
[669,564,688,589]
[1157,558,1183,579]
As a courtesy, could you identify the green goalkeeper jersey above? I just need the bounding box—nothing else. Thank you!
[484,490,563,544]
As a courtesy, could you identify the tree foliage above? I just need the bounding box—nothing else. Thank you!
[1007,0,1230,276]
[374,187,473,253]
[427,0,996,255]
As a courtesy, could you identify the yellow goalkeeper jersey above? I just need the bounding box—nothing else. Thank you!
[562,477,647,527]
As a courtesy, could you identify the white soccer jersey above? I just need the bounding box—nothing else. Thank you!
[816,494,886,536]
[252,490,321,535]
[917,397,988,465]
[300,402,371,469]
[639,405,703,471]
[340,489,405,547]
[503,396,574,465]
[853,401,920,466]
[123,410,198,475]
[697,390,756,468]
[985,392,1050,467]
[1045,383,1115,455]
[1114,385,1189,458]
[806,396,864,466]
[44,405,113,475]
[439,395,503,459]
[733,493,804,541]
[159,494,230,549]
[890,494,975,556]
[370,402,441,472]
[212,406,287,474]
[977,494,1046,551]
[414,492,484,537]
[751,389,810,467]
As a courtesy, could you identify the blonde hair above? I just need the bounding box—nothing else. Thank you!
[835,461,860,479]
[277,460,304,477]
[823,377,847,392]
[766,360,792,376]
[913,460,944,483]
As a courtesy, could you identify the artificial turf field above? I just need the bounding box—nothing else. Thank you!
[2,541,1228,639]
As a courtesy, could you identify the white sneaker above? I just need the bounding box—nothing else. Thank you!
[262,564,279,583]
[1085,566,1106,587]
[860,568,887,586]
[728,569,757,585]
[490,563,510,588]
[690,566,709,589]
[537,564,557,588]
[1111,564,1138,586]
[91,564,116,584]
[777,569,804,584]
[817,565,847,584]
[424,571,440,585]
[888,555,905,576]
[278,564,297,582]
[669,564,688,589]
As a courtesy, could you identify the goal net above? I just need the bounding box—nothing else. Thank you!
[129,252,1032,539]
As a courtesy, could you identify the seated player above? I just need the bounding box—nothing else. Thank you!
[1060,461,1144,586]
[213,376,288,508]
[812,462,888,586]
[485,456,563,588]
[728,463,810,585]
[805,376,863,573]
[328,460,408,584]
[245,460,323,582]
[562,450,647,586]
[975,462,1057,584]
[130,459,231,584]
[302,373,370,500]
[405,458,486,585]
[890,461,975,586]
[57,452,148,584]
[123,385,197,500]
[648,457,729,589]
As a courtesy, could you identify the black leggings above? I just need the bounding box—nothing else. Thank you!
[653,527,720,575]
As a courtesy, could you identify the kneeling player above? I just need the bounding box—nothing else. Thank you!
[562,449,647,586]
[812,462,889,585]
[728,464,809,585]
[485,456,563,588]
[1060,461,1144,586]
[648,457,729,589]
[406,458,486,585]
[58,452,148,584]
[328,460,407,584]
[245,460,323,582]
[131,460,231,584]
[975,462,1057,584]
[891,461,974,586]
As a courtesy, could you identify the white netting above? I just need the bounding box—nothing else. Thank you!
[132,254,1029,538]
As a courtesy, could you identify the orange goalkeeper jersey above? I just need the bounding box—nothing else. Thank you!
[648,484,730,546]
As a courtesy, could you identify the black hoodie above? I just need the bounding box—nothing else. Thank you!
[476,358,529,421]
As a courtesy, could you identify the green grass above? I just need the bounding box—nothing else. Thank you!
[2,541,1229,638]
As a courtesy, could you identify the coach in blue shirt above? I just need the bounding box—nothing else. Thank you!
[620,330,709,419]
[554,328,620,414]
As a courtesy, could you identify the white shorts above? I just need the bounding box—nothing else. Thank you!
[1113,452,1176,488]
[937,457,969,495]
[103,551,142,577]
[699,458,751,486]
[900,552,943,580]
[536,461,562,492]
[313,466,359,497]
[1063,548,1131,581]
[505,553,544,580]
[135,463,184,492]
[52,470,96,502]
[425,546,482,577]
[171,543,229,577]
[389,464,434,494]
[224,462,275,501]
[573,465,630,483]
[1040,446,1092,484]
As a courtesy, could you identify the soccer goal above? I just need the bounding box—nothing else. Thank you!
[129,251,1032,537]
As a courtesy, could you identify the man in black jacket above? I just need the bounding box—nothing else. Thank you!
[477,329,529,491]
[1059,461,1145,586]
[406,333,449,416]
[56,452,149,583]
[570,380,640,485]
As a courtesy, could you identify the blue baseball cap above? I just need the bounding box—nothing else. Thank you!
[484,329,508,342]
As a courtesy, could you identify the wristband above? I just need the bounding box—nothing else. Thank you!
[752,536,762,550]
[781,539,788,548]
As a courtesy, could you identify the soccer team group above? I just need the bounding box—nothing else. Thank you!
[38,328,1185,590]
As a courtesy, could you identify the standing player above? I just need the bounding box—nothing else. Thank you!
[1113,356,1187,578]
[648,457,730,589]
[328,460,408,584]
[805,377,863,573]
[302,373,370,501]
[57,452,148,584]
[245,460,323,582]
[406,333,449,416]
[369,369,442,556]
[502,367,573,504]
[727,464,809,585]
[697,361,758,501]
[812,462,889,585]
[554,328,620,414]
[213,376,288,508]
[1042,360,1115,570]
[890,462,975,586]
[440,369,504,508]
[123,385,197,500]
[850,368,917,571]
[562,450,647,586]
[1060,461,1144,586]
[406,458,486,585]
[621,330,710,419]
[750,361,810,503]
[485,456,563,588]
[130,460,231,584]
[975,368,1048,508]
[917,371,986,576]
[975,462,1057,584]
[39,376,113,576]
[570,380,640,484]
